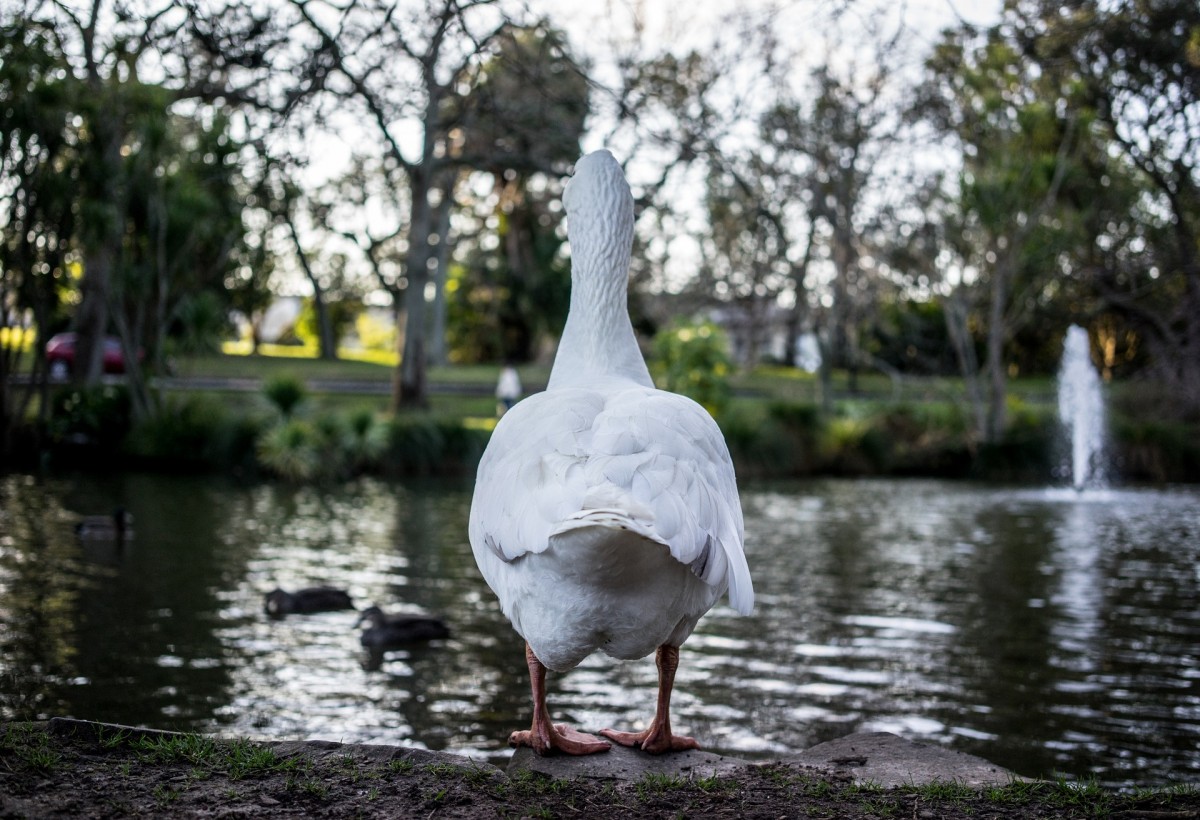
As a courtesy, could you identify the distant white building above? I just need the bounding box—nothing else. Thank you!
[709,303,820,372]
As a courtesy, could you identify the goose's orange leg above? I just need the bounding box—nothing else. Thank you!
[600,645,699,754]
[509,643,610,756]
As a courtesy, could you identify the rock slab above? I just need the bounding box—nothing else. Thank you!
[508,731,1022,787]
[779,731,1022,788]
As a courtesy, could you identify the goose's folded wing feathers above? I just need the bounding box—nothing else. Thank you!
[469,386,753,614]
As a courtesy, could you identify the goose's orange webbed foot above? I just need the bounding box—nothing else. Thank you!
[600,644,699,755]
[513,642,611,756]
[599,723,699,754]
[511,722,611,756]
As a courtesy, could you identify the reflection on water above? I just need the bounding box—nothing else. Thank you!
[1,473,1197,787]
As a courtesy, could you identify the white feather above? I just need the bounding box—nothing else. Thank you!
[469,149,754,673]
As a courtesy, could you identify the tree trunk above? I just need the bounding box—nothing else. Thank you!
[984,254,1011,443]
[73,243,114,386]
[390,302,407,413]
[397,169,449,409]
[287,217,337,360]
[72,99,126,388]
[428,190,454,368]
[814,315,834,416]
[944,289,986,444]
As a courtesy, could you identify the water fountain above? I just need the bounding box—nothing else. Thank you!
[1057,325,1106,490]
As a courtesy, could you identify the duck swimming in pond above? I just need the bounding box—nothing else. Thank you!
[75,508,133,542]
[354,605,450,649]
[264,586,355,618]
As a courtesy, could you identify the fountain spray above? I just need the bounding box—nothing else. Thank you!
[1057,325,1107,490]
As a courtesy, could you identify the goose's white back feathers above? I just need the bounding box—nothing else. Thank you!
[468,150,753,672]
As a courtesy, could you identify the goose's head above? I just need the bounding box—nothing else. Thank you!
[563,150,634,278]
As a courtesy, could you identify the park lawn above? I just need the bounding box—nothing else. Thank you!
[173,347,553,390]
[167,348,1066,421]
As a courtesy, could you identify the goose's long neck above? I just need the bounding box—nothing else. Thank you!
[550,254,651,390]
[548,153,652,390]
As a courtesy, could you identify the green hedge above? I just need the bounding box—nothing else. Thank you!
[21,385,1200,485]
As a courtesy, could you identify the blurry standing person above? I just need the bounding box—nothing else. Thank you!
[496,363,522,416]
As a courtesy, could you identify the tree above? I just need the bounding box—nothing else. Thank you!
[117,104,249,401]
[694,159,798,370]
[918,24,1090,442]
[1016,0,1200,418]
[761,58,902,404]
[1,3,250,427]
[0,19,77,452]
[449,23,587,363]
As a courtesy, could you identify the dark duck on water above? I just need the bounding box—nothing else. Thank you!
[264,586,356,618]
[354,605,450,649]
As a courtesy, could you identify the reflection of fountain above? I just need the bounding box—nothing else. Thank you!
[1057,326,1106,490]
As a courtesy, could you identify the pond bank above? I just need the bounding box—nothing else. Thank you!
[2,718,1196,818]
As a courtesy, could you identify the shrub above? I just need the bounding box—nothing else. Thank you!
[1111,417,1200,483]
[652,319,732,417]
[342,408,388,474]
[383,417,446,476]
[256,418,322,481]
[973,409,1056,481]
[48,385,133,452]
[126,395,243,470]
[262,375,307,419]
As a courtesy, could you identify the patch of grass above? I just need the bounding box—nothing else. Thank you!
[912,779,978,802]
[423,761,465,777]
[634,771,687,798]
[506,769,572,797]
[132,732,219,765]
[388,757,416,774]
[980,777,1042,803]
[693,773,734,794]
[95,725,131,749]
[152,784,182,806]
[297,777,330,799]
[796,775,836,797]
[1046,776,1115,814]
[223,739,295,779]
[859,796,900,817]
[1,723,62,770]
[460,762,499,788]
[21,743,62,770]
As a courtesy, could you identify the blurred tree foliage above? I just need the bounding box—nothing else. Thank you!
[446,23,585,364]
[652,319,733,417]
[1,8,255,446]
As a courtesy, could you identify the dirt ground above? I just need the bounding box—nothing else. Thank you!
[2,720,1197,819]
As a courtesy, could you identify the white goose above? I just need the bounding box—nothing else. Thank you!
[469,149,754,756]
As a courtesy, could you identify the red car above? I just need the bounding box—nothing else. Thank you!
[45,332,138,379]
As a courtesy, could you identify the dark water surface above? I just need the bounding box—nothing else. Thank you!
[1,473,1197,787]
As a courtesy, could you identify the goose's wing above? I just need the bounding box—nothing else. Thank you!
[591,388,752,614]
[470,387,599,564]
[468,385,753,615]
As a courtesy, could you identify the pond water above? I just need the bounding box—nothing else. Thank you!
[1,472,1197,788]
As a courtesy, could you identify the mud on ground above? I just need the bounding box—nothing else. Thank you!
[1,719,1197,819]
